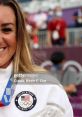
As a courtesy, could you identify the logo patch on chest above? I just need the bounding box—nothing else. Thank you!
[15,91,37,111]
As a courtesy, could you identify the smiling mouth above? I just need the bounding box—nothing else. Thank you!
[0,47,7,52]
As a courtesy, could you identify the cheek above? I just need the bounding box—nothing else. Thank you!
[6,33,17,50]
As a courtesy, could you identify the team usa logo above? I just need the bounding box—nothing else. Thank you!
[15,91,37,111]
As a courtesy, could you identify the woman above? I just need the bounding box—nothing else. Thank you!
[0,0,73,117]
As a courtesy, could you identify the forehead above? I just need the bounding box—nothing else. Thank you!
[0,5,16,24]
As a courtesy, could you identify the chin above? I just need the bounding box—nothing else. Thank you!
[0,60,11,68]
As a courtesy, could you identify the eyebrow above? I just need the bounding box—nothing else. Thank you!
[2,23,15,27]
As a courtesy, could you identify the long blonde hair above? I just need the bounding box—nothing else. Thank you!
[1,0,44,73]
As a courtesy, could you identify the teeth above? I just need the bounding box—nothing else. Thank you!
[0,48,4,52]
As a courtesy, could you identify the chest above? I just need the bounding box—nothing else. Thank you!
[0,85,51,117]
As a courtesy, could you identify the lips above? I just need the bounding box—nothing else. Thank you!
[0,48,4,52]
[0,47,6,52]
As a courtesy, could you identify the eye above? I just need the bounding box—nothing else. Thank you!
[2,28,13,33]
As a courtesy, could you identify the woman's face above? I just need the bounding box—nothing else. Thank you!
[0,5,17,68]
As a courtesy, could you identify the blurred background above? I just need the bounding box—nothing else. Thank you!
[17,1,82,117]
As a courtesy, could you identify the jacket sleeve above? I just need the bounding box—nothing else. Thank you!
[31,85,73,117]
[47,85,73,117]
[31,104,65,117]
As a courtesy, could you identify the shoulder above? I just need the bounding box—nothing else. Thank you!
[48,20,55,26]
[61,19,67,26]
[32,65,47,72]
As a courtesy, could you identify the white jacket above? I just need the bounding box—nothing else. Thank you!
[0,64,73,117]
